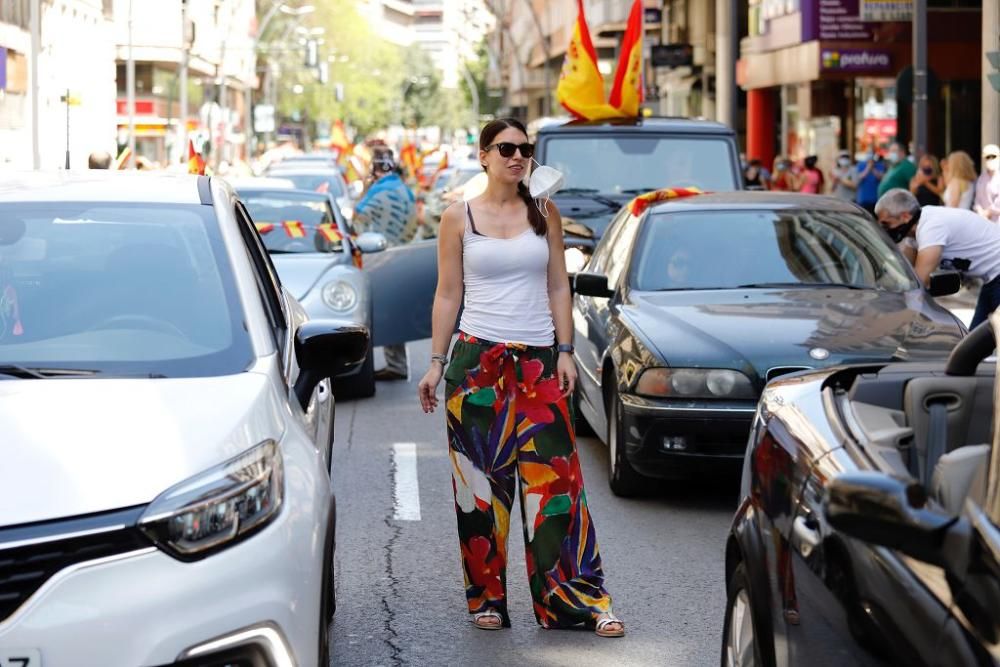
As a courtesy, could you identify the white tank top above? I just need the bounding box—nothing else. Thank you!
[458,202,554,347]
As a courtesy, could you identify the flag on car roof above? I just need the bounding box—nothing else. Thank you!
[557,0,622,121]
[627,187,703,216]
[187,139,206,175]
[609,0,644,117]
[317,223,342,243]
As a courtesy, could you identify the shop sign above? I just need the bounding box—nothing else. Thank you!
[821,48,892,72]
[802,0,874,41]
[0,47,6,91]
[860,0,913,21]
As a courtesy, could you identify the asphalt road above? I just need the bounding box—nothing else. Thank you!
[328,339,738,667]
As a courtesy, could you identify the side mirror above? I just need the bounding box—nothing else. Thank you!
[824,471,956,566]
[293,321,370,409]
[574,271,613,298]
[928,269,961,297]
[356,232,387,254]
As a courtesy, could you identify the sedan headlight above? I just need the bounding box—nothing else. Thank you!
[322,280,358,312]
[636,367,755,399]
[139,441,283,559]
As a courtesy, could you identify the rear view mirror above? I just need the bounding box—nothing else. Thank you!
[929,269,961,297]
[293,321,369,409]
[356,232,387,254]
[825,471,955,566]
[574,272,613,298]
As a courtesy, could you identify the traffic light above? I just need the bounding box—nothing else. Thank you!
[989,51,1000,92]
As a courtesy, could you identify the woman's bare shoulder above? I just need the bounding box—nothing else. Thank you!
[440,201,467,236]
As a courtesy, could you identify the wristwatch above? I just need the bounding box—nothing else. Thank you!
[557,343,574,354]
[430,353,449,366]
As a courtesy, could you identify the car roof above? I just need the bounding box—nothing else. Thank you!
[0,171,206,205]
[237,187,329,202]
[645,191,867,214]
[538,116,735,136]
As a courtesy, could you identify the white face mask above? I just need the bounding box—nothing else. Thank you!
[888,151,900,163]
[986,157,1000,173]
[527,160,565,217]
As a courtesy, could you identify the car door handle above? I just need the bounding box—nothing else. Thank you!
[793,516,821,558]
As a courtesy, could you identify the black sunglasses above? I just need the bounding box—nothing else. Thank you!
[486,142,535,159]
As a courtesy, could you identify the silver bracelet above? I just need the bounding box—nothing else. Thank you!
[430,353,449,366]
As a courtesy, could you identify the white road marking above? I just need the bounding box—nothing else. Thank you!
[393,442,421,521]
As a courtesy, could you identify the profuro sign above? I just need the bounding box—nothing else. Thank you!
[821,48,892,72]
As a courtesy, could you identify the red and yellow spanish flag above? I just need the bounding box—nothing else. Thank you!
[627,187,703,216]
[608,0,644,117]
[282,220,306,238]
[317,223,343,243]
[114,146,132,170]
[255,222,275,235]
[557,0,620,121]
[187,139,206,175]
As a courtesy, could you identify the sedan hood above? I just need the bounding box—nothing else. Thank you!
[271,253,348,300]
[626,288,963,381]
[1,372,285,527]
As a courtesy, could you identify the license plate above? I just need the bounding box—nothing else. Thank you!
[0,650,41,667]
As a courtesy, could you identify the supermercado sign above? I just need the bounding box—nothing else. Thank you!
[821,48,893,72]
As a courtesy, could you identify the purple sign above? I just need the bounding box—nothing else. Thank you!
[802,0,875,41]
[0,47,6,91]
[821,48,893,72]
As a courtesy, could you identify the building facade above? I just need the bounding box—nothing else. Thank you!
[1,0,117,170]
[112,0,257,167]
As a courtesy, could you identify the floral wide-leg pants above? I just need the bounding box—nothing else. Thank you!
[444,333,613,628]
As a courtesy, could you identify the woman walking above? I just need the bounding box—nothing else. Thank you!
[417,118,624,638]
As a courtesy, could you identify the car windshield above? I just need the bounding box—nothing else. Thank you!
[241,194,346,254]
[544,136,738,194]
[0,202,252,377]
[267,171,346,198]
[632,209,919,292]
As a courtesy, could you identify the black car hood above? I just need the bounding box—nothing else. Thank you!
[624,287,963,383]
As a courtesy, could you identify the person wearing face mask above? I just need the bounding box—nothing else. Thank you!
[909,153,944,207]
[416,118,624,638]
[851,148,886,214]
[798,155,825,194]
[877,142,917,198]
[974,144,1000,222]
[875,188,1000,329]
[769,156,797,191]
[830,151,856,201]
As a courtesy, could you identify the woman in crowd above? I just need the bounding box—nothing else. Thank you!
[942,150,977,209]
[769,156,797,191]
[798,155,825,194]
[975,143,1000,222]
[909,153,944,206]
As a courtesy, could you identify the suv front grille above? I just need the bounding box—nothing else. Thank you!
[0,506,151,622]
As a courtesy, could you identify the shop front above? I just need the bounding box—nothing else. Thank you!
[739,0,982,176]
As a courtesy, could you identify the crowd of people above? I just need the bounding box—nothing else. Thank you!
[743,143,1000,221]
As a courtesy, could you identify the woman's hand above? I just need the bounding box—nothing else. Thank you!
[557,352,577,399]
[418,365,444,413]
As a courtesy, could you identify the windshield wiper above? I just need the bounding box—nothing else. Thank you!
[557,188,622,210]
[736,282,869,290]
[0,365,100,379]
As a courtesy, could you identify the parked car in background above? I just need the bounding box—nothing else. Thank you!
[423,160,484,228]
[572,191,964,496]
[532,117,743,260]
[235,184,387,398]
[265,165,356,221]
[0,171,368,667]
[722,317,1000,667]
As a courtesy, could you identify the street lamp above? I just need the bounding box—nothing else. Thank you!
[247,3,317,156]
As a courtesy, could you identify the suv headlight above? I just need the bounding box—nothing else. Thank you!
[636,368,755,400]
[139,441,283,559]
[322,280,358,312]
